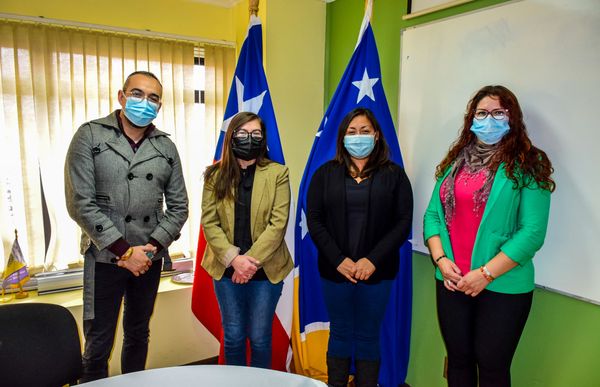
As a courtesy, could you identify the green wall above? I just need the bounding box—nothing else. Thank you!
[325,1,600,386]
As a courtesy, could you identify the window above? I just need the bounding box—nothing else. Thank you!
[0,20,206,275]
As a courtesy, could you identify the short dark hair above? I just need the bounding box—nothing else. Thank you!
[122,71,163,92]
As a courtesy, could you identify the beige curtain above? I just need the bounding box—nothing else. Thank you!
[204,45,235,145]
[0,20,202,273]
[188,44,235,255]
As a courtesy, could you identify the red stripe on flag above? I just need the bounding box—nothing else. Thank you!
[271,312,290,371]
[191,226,222,338]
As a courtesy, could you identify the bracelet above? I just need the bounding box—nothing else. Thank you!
[435,255,447,263]
[480,265,495,282]
[120,247,134,262]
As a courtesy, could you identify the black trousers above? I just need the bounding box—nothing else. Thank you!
[436,280,533,387]
[80,259,162,382]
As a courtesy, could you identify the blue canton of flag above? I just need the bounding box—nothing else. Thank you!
[293,5,413,386]
[214,15,284,164]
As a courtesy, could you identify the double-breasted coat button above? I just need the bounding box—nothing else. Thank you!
[95,224,103,232]
[92,147,100,155]
[125,215,132,223]
[143,216,150,222]
[174,233,181,241]
[146,173,153,181]
[127,173,134,180]
[168,157,174,165]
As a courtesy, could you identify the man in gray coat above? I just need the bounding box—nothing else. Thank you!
[65,71,188,382]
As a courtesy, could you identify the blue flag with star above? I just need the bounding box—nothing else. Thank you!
[214,15,284,163]
[292,9,412,386]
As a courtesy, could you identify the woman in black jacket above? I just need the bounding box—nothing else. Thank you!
[307,107,413,387]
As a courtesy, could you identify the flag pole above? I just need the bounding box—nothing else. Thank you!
[249,0,259,16]
[13,229,28,299]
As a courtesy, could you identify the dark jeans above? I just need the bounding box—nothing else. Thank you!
[436,280,533,387]
[213,277,283,368]
[321,278,393,361]
[81,259,162,382]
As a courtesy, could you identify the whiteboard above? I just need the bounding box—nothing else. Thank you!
[398,0,600,303]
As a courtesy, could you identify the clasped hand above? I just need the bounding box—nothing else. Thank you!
[118,244,156,277]
[438,258,489,297]
[337,257,376,283]
[231,255,260,284]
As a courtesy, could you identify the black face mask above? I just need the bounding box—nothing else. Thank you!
[232,137,263,161]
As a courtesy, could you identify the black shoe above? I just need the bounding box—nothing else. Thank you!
[354,359,380,387]
[326,355,350,387]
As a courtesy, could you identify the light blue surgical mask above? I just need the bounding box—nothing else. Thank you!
[343,134,375,159]
[470,116,510,145]
[124,97,158,127]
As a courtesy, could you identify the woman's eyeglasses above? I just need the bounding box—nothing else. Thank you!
[234,129,263,141]
[474,109,508,120]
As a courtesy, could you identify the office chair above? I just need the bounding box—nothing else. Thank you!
[0,302,82,386]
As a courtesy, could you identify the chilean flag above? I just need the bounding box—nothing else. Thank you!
[191,14,294,371]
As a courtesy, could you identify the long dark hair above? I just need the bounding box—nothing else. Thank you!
[334,107,391,178]
[436,85,555,192]
[204,112,269,201]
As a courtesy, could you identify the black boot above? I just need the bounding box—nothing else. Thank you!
[326,355,350,387]
[354,359,380,387]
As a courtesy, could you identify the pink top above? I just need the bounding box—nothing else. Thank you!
[440,166,489,275]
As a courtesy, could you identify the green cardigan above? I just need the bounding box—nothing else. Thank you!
[423,164,551,294]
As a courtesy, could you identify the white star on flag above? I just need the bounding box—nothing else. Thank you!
[352,68,379,103]
[220,76,267,132]
[299,209,308,239]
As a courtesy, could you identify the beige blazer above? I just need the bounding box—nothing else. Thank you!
[201,161,293,283]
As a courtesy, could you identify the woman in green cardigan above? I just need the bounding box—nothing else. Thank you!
[423,85,555,387]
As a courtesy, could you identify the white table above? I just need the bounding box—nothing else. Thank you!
[79,365,327,387]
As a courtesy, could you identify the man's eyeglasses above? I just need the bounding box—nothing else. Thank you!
[234,129,263,141]
[474,109,508,120]
[125,89,161,108]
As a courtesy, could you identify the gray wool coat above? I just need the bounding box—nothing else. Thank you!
[65,111,188,319]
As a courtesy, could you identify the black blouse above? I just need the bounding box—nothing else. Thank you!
[345,175,370,259]
[224,163,266,280]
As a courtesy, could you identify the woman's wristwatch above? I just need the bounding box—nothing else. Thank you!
[480,265,495,282]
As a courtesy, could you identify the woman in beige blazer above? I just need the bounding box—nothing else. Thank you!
[201,112,293,369]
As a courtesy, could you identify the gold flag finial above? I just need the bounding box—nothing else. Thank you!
[249,0,259,16]
[366,0,373,19]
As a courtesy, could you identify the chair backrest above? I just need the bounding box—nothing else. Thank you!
[0,302,82,387]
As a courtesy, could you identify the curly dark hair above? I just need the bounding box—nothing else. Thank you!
[436,85,555,192]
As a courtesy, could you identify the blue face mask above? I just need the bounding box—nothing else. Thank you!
[470,116,510,145]
[124,97,158,127]
[343,135,375,159]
